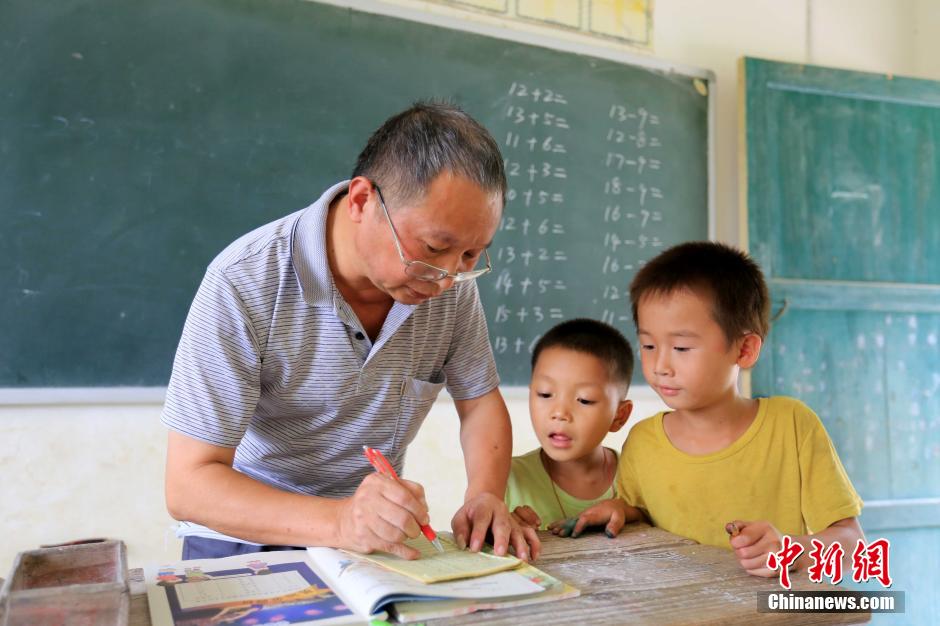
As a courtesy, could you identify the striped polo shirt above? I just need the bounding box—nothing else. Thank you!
[162,181,500,541]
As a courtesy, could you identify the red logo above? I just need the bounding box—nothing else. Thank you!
[769,536,893,589]
[807,538,845,584]
[851,538,892,588]
[766,535,805,589]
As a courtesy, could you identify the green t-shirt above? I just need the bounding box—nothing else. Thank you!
[504,448,617,530]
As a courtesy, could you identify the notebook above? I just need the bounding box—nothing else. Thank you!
[352,534,521,583]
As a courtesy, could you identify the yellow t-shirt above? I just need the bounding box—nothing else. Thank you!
[616,396,863,548]
[505,448,616,530]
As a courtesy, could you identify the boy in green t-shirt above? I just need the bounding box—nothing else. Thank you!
[568,242,864,578]
[505,318,634,531]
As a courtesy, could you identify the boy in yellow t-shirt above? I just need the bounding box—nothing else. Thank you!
[569,242,864,578]
[504,319,634,531]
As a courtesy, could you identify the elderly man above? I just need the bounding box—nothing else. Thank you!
[163,102,539,562]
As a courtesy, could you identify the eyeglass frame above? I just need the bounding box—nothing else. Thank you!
[372,183,493,283]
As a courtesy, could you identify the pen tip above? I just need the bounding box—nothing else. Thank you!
[432,538,444,553]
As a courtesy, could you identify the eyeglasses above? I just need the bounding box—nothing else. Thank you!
[373,184,492,283]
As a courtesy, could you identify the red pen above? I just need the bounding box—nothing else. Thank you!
[363,445,444,553]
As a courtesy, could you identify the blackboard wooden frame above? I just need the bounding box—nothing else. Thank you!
[0,0,714,403]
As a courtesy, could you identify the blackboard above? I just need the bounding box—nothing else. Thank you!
[0,0,711,389]
[742,57,940,622]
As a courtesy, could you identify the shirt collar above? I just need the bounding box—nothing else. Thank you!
[292,180,420,328]
[292,180,350,307]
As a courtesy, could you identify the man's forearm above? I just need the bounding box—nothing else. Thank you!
[456,393,513,499]
[166,437,344,547]
[461,430,511,498]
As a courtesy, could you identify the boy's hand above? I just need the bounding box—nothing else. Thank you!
[511,505,541,529]
[728,519,786,577]
[548,497,636,539]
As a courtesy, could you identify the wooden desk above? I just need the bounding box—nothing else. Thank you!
[129,523,869,625]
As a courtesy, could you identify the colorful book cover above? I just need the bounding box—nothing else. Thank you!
[145,550,373,625]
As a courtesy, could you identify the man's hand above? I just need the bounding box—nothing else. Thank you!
[451,492,540,562]
[548,497,639,538]
[335,473,430,560]
[728,519,784,577]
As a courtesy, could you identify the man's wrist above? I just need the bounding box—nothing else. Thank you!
[313,496,347,548]
[464,485,504,503]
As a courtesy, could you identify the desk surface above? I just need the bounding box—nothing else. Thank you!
[129,523,868,625]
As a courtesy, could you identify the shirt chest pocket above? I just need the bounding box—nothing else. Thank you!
[395,374,447,448]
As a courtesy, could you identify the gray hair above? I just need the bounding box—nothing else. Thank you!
[351,101,506,208]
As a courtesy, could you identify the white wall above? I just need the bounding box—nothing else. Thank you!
[1,406,171,560]
[914,0,940,80]
[2,0,936,573]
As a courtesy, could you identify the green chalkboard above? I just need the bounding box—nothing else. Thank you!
[743,57,940,624]
[0,0,711,388]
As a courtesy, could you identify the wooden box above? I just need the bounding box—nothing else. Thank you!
[0,540,129,625]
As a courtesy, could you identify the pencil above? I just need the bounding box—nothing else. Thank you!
[362,445,444,553]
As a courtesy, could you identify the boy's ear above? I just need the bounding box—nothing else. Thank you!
[736,333,763,369]
[610,398,633,433]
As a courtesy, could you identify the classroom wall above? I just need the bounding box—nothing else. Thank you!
[914,0,940,79]
[1,0,937,572]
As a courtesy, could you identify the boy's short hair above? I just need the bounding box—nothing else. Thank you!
[629,241,771,342]
[531,318,634,392]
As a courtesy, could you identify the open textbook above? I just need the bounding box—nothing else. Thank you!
[307,544,579,622]
[146,539,578,625]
